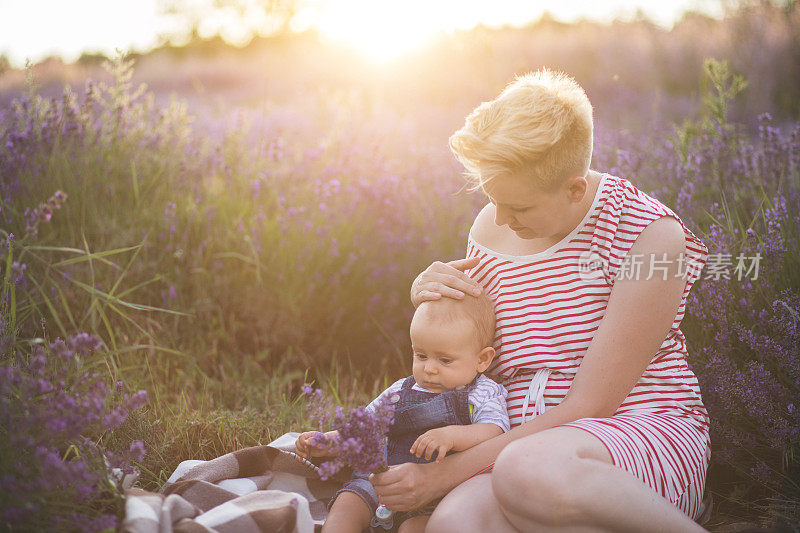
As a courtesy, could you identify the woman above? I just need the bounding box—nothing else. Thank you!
[370,69,711,531]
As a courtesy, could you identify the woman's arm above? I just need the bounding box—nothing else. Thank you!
[370,398,600,508]
[372,216,689,510]
[563,216,688,417]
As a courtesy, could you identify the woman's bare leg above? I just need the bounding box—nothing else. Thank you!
[427,472,609,533]
[427,474,518,533]
[322,491,372,533]
[490,426,706,533]
[428,426,705,533]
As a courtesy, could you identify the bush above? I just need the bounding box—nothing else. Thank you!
[0,329,147,531]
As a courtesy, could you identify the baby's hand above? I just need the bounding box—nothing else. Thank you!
[295,431,338,459]
[410,427,458,463]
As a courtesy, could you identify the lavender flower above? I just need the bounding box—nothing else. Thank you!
[67,332,103,356]
[10,261,26,284]
[49,190,68,207]
[331,399,395,476]
[37,202,52,222]
[302,384,334,431]
[49,338,74,361]
[19,190,68,238]
[301,387,395,480]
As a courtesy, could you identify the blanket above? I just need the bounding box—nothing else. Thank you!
[121,432,715,531]
[122,433,341,533]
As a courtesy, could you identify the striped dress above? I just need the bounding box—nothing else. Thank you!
[466,173,711,520]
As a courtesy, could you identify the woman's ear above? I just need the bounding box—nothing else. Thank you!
[476,346,496,372]
[567,174,588,202]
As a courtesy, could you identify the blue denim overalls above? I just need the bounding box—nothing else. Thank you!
[330,375,475,531]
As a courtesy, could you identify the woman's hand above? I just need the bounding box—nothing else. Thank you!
[410,257,482,308]
[369,462,443,512]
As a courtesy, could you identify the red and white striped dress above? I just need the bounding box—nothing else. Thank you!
[466,173,711,520]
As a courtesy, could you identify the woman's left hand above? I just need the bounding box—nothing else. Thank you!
[369,462,442,512]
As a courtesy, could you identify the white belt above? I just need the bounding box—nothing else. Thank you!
[520,368,551,422]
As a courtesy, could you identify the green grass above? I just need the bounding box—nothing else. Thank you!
[114,352,386,491]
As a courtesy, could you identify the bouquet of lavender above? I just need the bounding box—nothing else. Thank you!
[300,385,395,481]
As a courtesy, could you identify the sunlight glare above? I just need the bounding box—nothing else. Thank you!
[315,1,462,62]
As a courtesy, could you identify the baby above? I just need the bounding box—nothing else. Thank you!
[296,291,509,533]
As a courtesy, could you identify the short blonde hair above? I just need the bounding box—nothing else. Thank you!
[416,291,496,349]
[449,69,593,191]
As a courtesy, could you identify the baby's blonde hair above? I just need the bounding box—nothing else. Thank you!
[416,291,496,349]
[449,69,593,191]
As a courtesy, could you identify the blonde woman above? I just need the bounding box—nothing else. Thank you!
[370,69,711,531]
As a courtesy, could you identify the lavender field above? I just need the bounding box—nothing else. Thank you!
[1,4,799,530]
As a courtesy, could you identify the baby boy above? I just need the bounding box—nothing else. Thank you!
[296,291,509,533]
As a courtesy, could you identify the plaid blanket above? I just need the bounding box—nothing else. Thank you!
[122,433,341,533]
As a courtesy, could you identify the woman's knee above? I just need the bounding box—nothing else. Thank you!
[426,501,459,533]
[491,435,589,526]
[427,475,497,533]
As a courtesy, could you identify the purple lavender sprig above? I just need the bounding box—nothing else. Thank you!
[302,383,334,431]
[301,386,395,481]
[24,190,67,237]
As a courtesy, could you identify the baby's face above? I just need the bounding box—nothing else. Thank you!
[409,313,486,393]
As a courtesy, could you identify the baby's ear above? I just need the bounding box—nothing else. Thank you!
[476,346,496,372]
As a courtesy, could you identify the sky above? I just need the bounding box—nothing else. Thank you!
[0,0,724,67]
